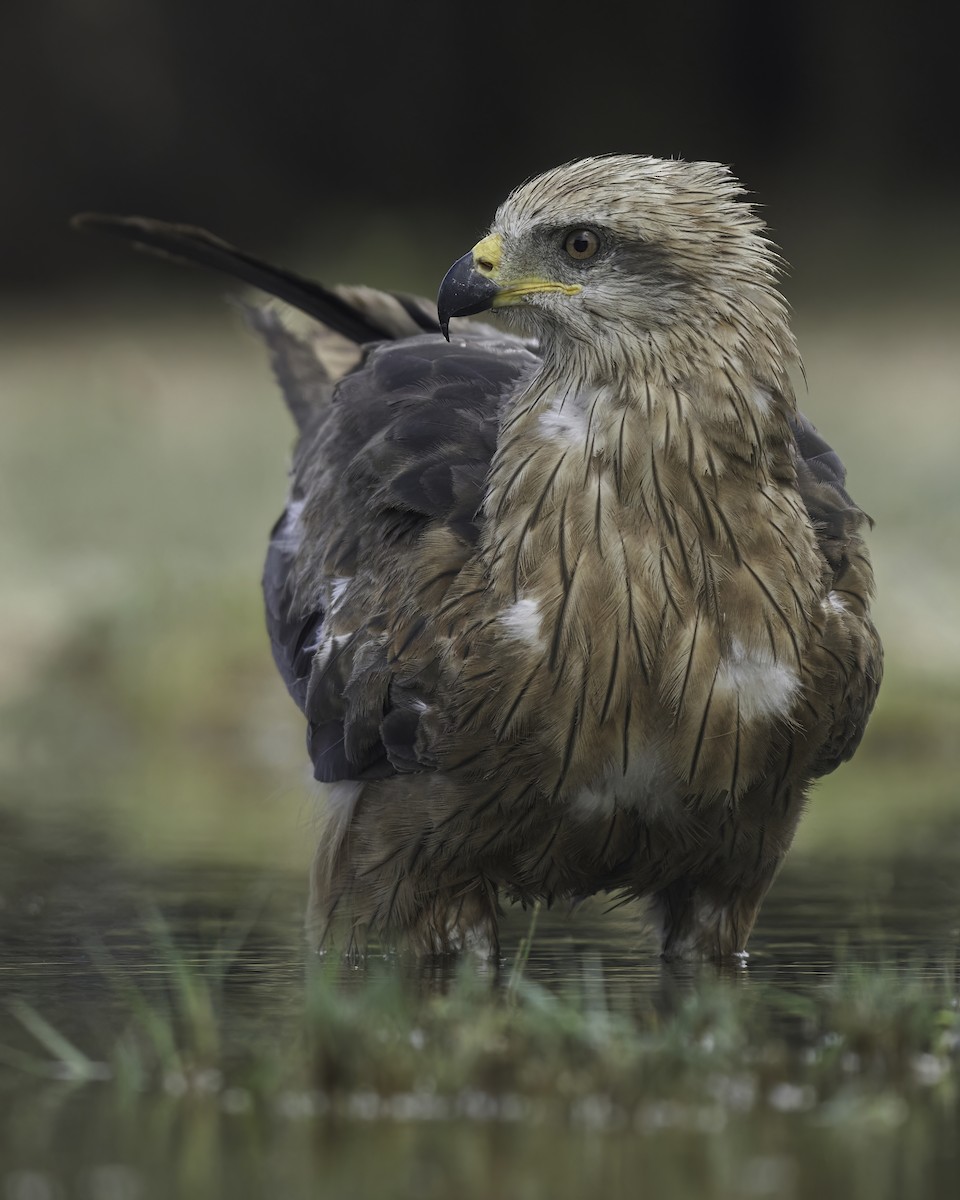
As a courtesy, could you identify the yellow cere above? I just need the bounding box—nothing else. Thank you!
[471,234,503,275]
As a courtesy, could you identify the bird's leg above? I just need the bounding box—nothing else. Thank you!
[648,864,781,961]
[408,880,502,959]
[306,822,501,959]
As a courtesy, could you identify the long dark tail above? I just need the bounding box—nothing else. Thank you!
[72,213,399,345]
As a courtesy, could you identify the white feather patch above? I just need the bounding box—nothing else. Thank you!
[329,577,351,608]
[498,597,543,647]
[823,591,846,616]
[326,781,364,814]
[751,387,774,415]
[539,394,590,446]
[274,498,305,552]
[716,639,800,723]
[571,745,679,822]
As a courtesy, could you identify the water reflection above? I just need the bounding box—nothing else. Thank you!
[2,801,958,1022]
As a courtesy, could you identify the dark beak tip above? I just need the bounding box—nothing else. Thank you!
[437,251,499,338]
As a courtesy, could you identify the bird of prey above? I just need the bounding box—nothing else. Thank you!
[77,155,881,960]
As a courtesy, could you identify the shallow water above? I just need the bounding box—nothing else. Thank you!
[3,802,959,1015]
[1,794,959,1200]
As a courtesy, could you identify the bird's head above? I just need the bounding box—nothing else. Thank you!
[438,155,790,376]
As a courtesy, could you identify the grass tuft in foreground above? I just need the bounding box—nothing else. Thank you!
[3,915,958,1129]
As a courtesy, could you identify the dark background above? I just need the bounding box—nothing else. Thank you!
[6,0,959,302]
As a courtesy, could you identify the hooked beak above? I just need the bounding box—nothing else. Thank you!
[437,250,500,340]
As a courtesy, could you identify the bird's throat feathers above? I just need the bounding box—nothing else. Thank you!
[485,345,801,560]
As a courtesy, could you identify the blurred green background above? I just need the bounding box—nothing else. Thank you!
[2,0,958,885]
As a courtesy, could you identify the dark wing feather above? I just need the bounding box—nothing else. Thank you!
[262,504,319,712]
[790,411,882,776]
[790,410,870,582]
[261,327,538,783]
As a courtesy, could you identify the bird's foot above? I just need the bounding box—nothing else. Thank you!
[649,876,772,962]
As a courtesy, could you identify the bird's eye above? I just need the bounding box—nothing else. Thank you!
[563,229,600,261]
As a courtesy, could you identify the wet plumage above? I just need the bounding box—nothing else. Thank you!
[78,155,882,959]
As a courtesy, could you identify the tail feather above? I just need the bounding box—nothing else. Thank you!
[243,304,335,433]
[71,213,400,346]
